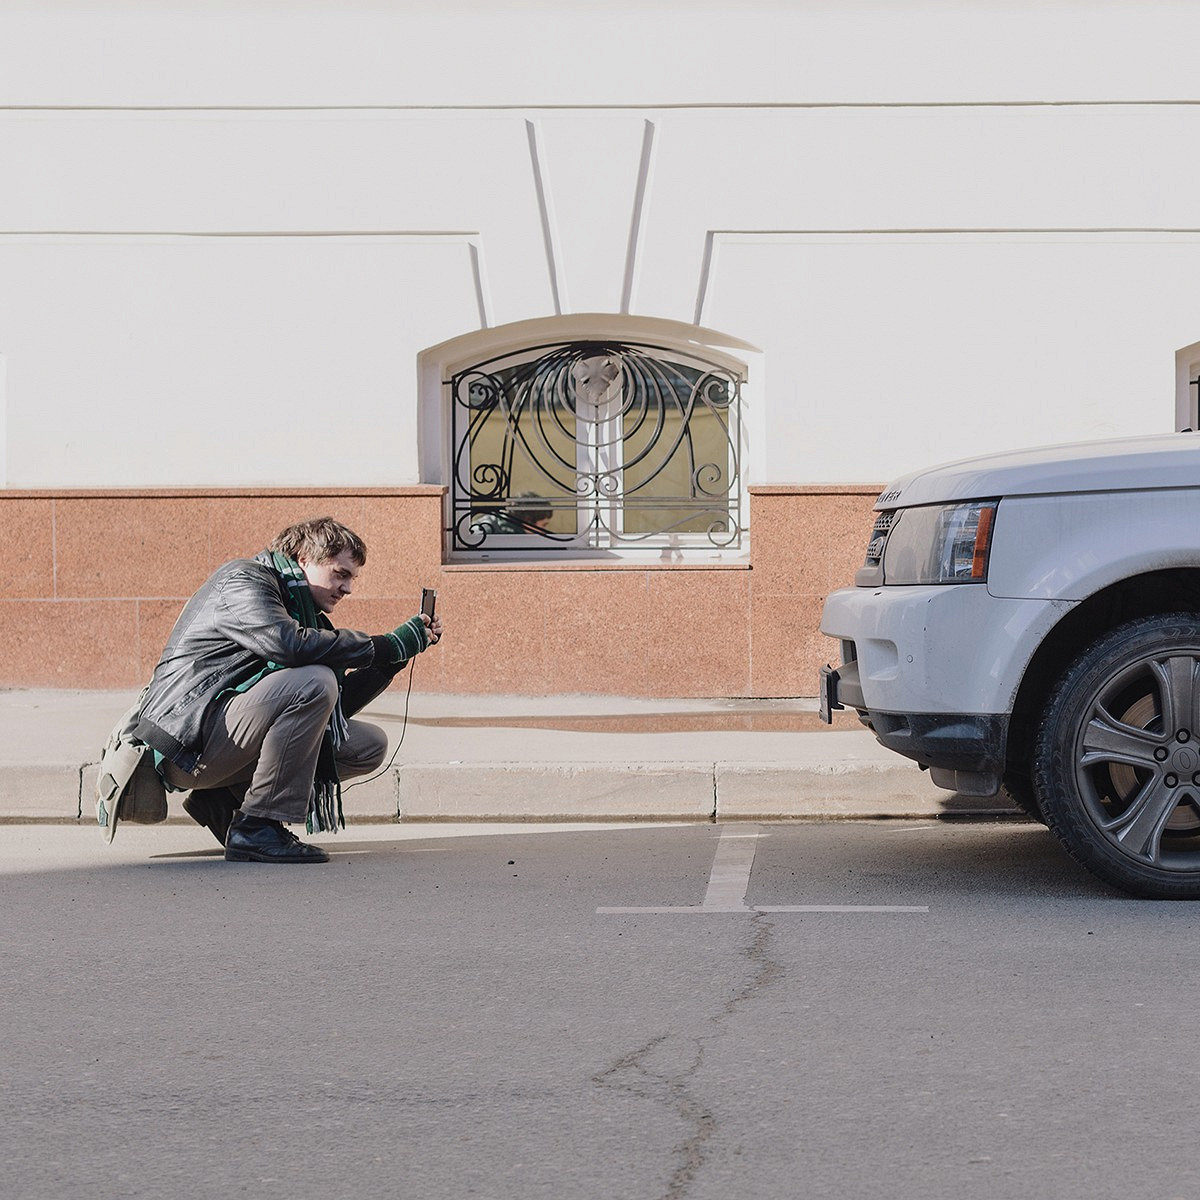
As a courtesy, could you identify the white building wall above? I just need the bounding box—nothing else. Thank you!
[2,0,1199,487]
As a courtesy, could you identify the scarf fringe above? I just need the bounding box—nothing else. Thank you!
[307,777,345,835]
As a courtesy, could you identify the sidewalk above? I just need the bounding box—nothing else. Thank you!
[0,688,1023,825]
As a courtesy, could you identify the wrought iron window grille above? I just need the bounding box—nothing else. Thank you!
[448,339,744,554]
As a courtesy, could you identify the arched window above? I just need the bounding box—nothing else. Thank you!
[422,317,752,558]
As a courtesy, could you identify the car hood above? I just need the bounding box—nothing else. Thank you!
[875,431,1200,510]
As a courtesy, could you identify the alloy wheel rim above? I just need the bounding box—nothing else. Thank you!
[1074,649,1200,871]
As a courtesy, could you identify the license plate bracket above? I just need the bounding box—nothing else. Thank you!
[818,664,842,724]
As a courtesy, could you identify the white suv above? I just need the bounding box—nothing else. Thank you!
[819,431,1200,898]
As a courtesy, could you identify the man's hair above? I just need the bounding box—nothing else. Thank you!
[269,516,367,566]
[509,492,553,526]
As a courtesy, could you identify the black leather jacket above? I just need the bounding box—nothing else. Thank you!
[133,556,398,777]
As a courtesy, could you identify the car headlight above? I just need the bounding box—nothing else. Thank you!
[882,501,998,584]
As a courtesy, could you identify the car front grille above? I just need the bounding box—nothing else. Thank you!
[863,510,896,568]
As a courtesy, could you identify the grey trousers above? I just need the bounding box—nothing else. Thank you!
[162,665,388,823]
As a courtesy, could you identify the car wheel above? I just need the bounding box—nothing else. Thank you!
[1034,613,1200,898]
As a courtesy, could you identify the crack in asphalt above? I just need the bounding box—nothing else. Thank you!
[725,913,783,1018]
[593,912,782,1200]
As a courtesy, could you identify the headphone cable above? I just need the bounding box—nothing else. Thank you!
[342,658,417,793]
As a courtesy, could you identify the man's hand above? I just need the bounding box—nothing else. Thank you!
[421,612,444,645]
[381,616,431,665]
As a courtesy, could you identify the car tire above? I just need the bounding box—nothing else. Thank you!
[1034,613,1200,898]
[1000,770,1045,825]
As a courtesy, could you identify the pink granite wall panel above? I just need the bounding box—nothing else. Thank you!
[747,493,821,596]
[10,499,55,599]
[817,493,878,592]
[537,570,651,695]
[56,497,212,598]
[0,486,879,695]
[358,494,445,597]
[747,488,878,697]
[645,568,752,696]
[435,572,549,693]
[3,598,142,687]
[749,591,829,697]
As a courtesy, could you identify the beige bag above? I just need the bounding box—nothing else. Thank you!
[95,692,167,843]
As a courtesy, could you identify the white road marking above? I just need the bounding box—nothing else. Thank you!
[597,908,755,914]
[700,825,761,911]
[597,825,929,915]
[757,905,929,913]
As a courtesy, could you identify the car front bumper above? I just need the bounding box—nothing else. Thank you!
[822,659,1008,781]
[819,582,1071,792]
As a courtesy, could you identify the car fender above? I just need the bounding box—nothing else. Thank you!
[987,490,1200,601]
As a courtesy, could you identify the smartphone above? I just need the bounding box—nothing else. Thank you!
[420,587,438,620]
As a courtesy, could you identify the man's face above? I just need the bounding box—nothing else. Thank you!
[299,549,361,614]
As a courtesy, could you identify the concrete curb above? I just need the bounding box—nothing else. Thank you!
[714,761,991,819]
[11,757,1023,826]
[396,762,717,821]
[12,766,94,821]
[391,759,1020,822]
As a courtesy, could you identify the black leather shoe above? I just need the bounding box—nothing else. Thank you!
[224,812,330,864]
[183,788,239,847]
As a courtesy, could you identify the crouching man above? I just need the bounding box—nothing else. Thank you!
[132,516,444,864]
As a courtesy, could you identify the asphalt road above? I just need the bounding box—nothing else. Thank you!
[3,819,1200,1200]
